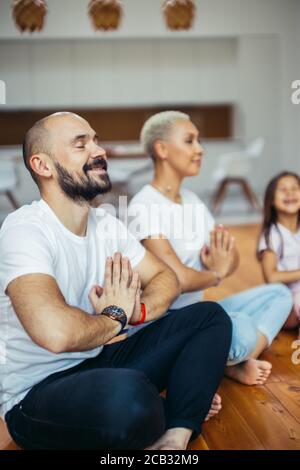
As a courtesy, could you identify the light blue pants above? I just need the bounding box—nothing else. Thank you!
[219,283,293,365]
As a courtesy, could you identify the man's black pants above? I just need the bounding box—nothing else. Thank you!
[6,301,232,449]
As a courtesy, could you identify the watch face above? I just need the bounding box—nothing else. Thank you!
[104,305,125,316]
[101,305,127,330]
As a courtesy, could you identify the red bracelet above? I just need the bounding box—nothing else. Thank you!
[131,303,147,326]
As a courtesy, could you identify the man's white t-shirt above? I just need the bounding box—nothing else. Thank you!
[0,199,145,418]
[128,185,215,310]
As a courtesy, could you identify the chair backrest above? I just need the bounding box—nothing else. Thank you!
[246,137,265,158]
[212,137,265,182]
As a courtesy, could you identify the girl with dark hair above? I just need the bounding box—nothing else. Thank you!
[258,171,300,334]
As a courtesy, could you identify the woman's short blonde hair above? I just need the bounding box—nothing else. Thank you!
[140,110,190,159]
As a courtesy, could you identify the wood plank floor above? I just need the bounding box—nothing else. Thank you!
[1,224,299,450]
[188,224,300,450]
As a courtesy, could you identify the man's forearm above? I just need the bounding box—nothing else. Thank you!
[48,304,122,353]
[141,268,181,321]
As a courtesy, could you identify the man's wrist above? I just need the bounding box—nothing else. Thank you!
[101,314,123,334]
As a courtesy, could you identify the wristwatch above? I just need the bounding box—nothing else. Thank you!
[101,305,128,331]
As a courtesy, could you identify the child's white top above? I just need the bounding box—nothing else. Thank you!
[258,222,300,293]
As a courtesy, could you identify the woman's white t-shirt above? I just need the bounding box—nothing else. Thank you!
[0,199,145,418]
[128,185,215,310]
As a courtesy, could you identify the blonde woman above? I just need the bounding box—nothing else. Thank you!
[129,111,293,390]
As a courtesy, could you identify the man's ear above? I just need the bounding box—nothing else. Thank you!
[29,154,53,179]
[153,140,168,161]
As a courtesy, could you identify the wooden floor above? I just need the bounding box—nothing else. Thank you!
[1,224,299,450]
[188,224,300,450]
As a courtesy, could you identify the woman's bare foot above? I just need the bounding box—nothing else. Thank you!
[145,427,192,451]
[225,358,272,385]
[204,393,222,421]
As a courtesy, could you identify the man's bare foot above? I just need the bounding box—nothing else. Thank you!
[204,393,222,421]
[0,419,12,450]
[225,358,272,385]
[145,427,192,451]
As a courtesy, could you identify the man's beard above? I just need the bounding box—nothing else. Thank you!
[54,157,112,203]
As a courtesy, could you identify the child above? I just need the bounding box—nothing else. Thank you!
[258,171,300,336]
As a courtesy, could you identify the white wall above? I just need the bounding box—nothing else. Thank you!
[278,0,300,176]
[0,35,282,194]
[0,0,299,199]
[236,35,281,187]
[0,38,237,108]
[292,0,300,173]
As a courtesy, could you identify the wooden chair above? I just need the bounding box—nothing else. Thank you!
[211,176,261,214]
[210,138,264,214]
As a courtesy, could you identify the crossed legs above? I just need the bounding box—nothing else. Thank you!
[6,302,231,450]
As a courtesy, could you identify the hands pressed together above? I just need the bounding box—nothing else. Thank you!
[200,224,237,280]
[86,226,237,345]
[88,253,143,344]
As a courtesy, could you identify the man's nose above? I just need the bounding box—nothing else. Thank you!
[90,143,107,160]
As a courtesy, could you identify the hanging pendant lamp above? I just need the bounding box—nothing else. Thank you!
[12,0,47,33]
[163,0,195,31]
[88,0,123,31]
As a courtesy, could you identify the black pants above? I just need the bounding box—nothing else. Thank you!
[6,302,232,450]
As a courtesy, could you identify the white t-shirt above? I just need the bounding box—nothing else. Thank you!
[0,199,145,418]
[128,185,215,310]
[258,222,300,294]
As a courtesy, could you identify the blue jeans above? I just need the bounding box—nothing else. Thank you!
[219,283,293,365]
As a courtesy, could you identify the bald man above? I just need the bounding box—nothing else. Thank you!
[0,112,231,450]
